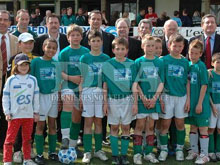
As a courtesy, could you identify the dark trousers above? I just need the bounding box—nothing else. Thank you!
[0,75,8,149]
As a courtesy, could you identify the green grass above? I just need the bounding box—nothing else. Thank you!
[0,125,218,164]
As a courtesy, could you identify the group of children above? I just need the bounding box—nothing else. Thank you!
[2,23,220,165]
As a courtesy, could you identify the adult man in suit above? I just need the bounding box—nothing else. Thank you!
[80,10,115,146]
[115,18,143,60]
[133,19,153,41]
[0,10,20,149]
[33,14,69,60]
[81,10,115,58]
[189,14,220,69]
[161,19,188,56]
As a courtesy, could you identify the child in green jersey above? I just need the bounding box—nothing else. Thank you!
[133,35,164,164]
[102,37,138,165]
[185,39,210,164]
[32,38,61,164]
[58,24,89,155]
[208,52,220,162]
[80,30,110,163]
[158,34,190,162]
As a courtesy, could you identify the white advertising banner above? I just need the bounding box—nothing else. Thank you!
[10,26,220,40]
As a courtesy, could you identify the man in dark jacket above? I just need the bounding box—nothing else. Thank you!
[161,19,188,56]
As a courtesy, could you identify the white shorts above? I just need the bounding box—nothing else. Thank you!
[108,95,133,125]
[61,89,80,110]
[209,104,220,129]
[39,92,58,121]
[136,113,159,120]
[159,94,188,119]
[81,87,103,118]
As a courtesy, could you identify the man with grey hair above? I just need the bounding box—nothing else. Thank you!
[161,19,188,56]
[115,17,142,60]
[133,19,153,41]
[0,10,20,149]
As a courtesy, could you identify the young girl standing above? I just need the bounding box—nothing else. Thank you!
[2,53,40,165]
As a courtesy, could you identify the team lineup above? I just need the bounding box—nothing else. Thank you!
[1,9,220,165]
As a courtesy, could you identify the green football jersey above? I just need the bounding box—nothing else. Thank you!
[58,45,89,92]
[31,57,61,94]
[80,53,110,88]
[209,70,220,104]
[102,58,136,99]
[189,60,210,118]
[162,54,189,97]
[135,56,164,113]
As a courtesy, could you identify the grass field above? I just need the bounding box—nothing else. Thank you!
[0,125,218,165]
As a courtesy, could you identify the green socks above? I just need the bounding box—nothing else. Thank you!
[48,134,57,154]
[70,122,81,140]
[209,134,214,153]
[217,134,220,152]
[121,136,130,155]
[160,134,168,151]
[94,133,102,152]
[35,134,44,155]
[61,111,72,139]
[83,134,92,152]
[133,135,142,154]
[144,135,154,155]
[69,122,81,147]
[176,129,185,146]
[110,135,119,156]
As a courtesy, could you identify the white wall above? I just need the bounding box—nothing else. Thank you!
[155,0,179,18]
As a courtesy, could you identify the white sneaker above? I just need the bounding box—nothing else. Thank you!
[23,159,37,165]
[176,150,184,161]
[94,150,108,161]
[144,153,159,163]
[195,154,210,164]
[3,162,12,165]
[186,150,198,160]
[158,150,168,161]
[30,148,36,159]
[13,151,23,163]
[82,152,92,163]
[133,153,142,165]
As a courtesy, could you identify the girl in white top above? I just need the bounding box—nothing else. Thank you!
[2,53,39,165]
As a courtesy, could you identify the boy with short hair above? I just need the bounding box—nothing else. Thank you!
[58,24,89,155]
[158,34,190,162]
[154,37,162,57]
[208,52,220,162]
[80,30,110,163]
[32,38,62,164]
[133,35,164,164]
[102,37,138,165]
[186,39,210,164]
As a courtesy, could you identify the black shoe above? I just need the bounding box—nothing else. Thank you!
[120,155,129,165]
[61,138,69,149]
[35,155,45,165]
[112,156,120,165]
[75,147,83,158]
[49,153,59,161]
